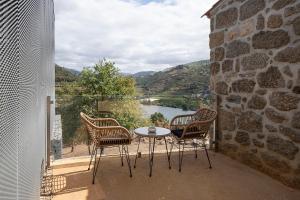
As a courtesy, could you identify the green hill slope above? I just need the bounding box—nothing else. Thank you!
[55,64,79,83]
[135,60,210,96]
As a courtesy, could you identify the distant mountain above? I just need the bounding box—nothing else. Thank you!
[135,60,210,96]
[55,64,80,83]
[133,71,156,78]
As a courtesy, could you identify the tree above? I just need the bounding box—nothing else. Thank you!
[150,112,169,128]
[80,59,136,98]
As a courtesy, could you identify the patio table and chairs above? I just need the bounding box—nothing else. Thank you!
[80,108,217,182]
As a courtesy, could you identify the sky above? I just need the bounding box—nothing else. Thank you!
[54,0,217,73]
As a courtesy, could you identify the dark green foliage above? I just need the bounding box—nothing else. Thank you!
[150,112,168,123]
[55,64,79,83]
[80,60,136,97]
[135,60,210,96]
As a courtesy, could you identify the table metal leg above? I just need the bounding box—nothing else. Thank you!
[134,136,141,168]
[149,137,156,177]
[164,137,171,169]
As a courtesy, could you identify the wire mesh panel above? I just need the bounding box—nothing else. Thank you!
[0,0,54,199]
[0,0,19,199]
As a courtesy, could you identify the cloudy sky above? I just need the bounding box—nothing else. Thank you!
[54,0,216,73]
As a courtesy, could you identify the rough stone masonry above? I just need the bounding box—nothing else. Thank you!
[206,0,300,189]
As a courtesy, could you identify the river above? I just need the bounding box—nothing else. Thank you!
[140,104,194,121]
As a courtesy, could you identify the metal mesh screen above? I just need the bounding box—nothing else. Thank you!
[0,0,54,199]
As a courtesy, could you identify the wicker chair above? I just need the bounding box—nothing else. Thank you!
[80,112,132,184]
[170,108,217,172]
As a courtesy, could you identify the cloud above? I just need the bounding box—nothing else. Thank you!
[54,0,216,73]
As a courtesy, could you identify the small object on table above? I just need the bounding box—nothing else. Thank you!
[148,126,156,134]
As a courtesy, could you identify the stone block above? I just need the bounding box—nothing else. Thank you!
[248,95,267,110]
[219,109,236,131]
[269,92,300,111]
[257,133,266,139]
[226,40,250,58]
[235,131,250,145]
[261,152,292,173]
[255,89,267,95]
[211,62,220,75]
[215,47,225,61]
[257,66,285,88]
[210,31,224,48]
[272,0,296,11]
[284,3,300,17]
[226,95,241,104]
[222,60,234,73]
[253,139,264,148]
[293,17,300,35]
[265,124,277,132]
[216,7,238,29]
[274,45,300,63]
[240,0,266,21]
[226,27,240,42]
[224,19,255,41]
[232,79,256,93]
[283,66,293,77]
[221,143,238,153]
[292,112,300,129]
[265,108,286,123]
[267,135,299,160]
[267,15,283,28]
[253,30,290,49]
[215,81,229,95]
[279,125,300,143]
[237,111,263,132]
[256,14,265,30]
[242,53,269,71]
[293,86,300,94]
[223,133,233,140]
[240,19,255,37]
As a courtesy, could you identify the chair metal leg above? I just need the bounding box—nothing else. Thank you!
[164,137,171,169]
[92,148,102,184]
[178,141,185,172]
[194,142,198,159]
[204,145,212,169]
[118,145,124,166]
[88,144,95,170]
[149,137,156,177]
[134,137,141,168]
[123,145,133,177]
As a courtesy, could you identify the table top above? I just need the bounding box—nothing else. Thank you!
[134,127,171,137]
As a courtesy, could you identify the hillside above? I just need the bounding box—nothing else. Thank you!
[133,71,156,78]
[55,64,79,83]
[135,60,210,96]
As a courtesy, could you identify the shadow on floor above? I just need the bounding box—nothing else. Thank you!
[52,152,300,200]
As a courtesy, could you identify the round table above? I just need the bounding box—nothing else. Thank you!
[133,127,171,177]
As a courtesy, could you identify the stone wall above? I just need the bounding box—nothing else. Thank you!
[208,0,300,189]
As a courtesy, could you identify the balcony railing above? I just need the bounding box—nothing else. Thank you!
[52,94,216,160]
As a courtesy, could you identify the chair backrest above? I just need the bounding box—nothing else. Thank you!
[182,108,217,139]
[80,112,131,142]
[80,112,96,141]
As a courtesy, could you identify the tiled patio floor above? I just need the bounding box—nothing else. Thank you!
[51,151,300,200]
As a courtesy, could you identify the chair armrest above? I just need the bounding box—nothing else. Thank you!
[93,126,132,140]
